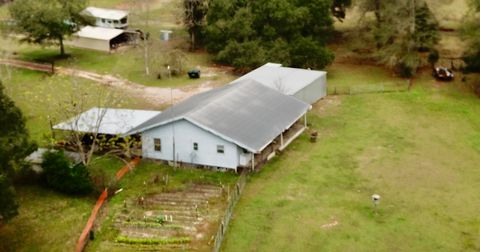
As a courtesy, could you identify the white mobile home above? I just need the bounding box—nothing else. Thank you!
[82,7,129,29]
[127,80,311,171]
[232,63,327,104]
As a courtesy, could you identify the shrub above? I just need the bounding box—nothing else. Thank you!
[463,51,480,73]
[41,151,92,195]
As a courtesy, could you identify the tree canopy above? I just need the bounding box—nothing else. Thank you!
[9,0,88,55]
[203,0,335,71]
[0,81,35,223]
[461,0,480,72]
[359,0,439,77]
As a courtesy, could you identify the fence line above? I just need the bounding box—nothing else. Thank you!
[328,82,409,95]
[75,158,140,252]
[212,171,248,252]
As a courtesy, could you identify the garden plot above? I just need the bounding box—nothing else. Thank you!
[111,184,225,251]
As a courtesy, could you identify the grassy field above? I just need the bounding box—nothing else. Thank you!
[0,185,96,252]
[223,75,480,251]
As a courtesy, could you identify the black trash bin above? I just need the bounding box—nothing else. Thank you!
[188,70,201,79]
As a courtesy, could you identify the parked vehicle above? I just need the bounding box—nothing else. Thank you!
[433,67,454,81]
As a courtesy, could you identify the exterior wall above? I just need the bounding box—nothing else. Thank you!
[293,74,327,104]
[142,119,240,169]
[66,37,110,52]
[94,17,128,29]
[238,146,252,167]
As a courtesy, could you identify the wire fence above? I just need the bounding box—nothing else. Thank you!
[327,81,410,95]
[212,171,248,252]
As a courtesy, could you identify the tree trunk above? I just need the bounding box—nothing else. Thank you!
[374,0,381,27]
[190,29,196,51]
[59,36,65,56]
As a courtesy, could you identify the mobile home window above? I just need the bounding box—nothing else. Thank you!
[154,138,161,152]
[193,142,198,151]
[217,145,224,154]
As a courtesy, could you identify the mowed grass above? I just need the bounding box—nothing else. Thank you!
[223,79,480,251]
[0,185,95,252]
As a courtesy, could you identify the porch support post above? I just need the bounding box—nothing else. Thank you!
[251,153,255,171]
[280,132,284,148]
[304,113,307,128]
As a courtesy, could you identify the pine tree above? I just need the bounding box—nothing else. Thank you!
[0,81,35,223]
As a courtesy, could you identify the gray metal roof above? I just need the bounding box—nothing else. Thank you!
[82,7,128,20]
[53,108,161,135]
[128,80,311,152]
[231,63,327,95]
[75,26,125,40]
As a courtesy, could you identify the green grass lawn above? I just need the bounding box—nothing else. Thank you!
[222,76,480,251]
[0,185,96,252]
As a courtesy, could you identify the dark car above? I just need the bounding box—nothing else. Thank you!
[433,67,454,81]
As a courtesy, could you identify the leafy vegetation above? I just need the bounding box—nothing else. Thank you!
[41,150,93,195]
[0,81,35,223]
[8,0,89,55]
[203,0,335,71]
[0,175,18,223]
[357,0,439,77]
[461,0,480,72]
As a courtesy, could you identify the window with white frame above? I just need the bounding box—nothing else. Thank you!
[217,145,224,154]
[193,142,198,151]
[154,138,161,152]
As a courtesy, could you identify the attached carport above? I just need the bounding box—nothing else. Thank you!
[67,26,126,52]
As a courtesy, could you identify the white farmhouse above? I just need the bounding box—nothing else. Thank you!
[82,7,129,29]
[127,79,311,171]
[232,63,327,104]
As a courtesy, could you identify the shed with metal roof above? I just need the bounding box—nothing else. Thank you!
[66,26,126,52]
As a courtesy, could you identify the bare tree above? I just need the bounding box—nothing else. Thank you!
[50,78,130,166]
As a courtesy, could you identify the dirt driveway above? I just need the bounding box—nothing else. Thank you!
[0,59,232,106]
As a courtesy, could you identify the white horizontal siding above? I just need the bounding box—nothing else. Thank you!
[142,119,239,169]
[66,37,110,52]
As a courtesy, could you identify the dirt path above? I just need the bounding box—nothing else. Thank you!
[0,58,221,106]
